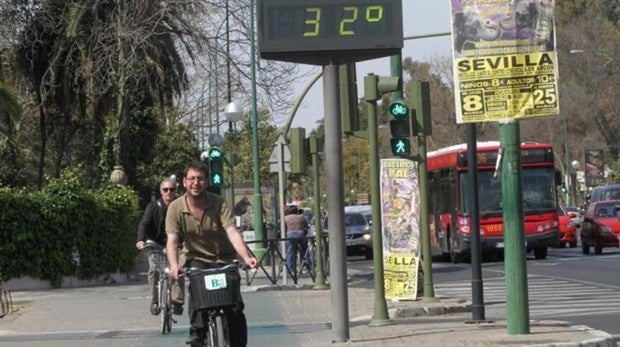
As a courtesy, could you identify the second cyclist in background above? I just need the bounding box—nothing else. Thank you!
[136,177,184,316]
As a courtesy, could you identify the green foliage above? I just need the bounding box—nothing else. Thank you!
[610,159,620,183]
[222,111,281,185]
[0,168,139,287]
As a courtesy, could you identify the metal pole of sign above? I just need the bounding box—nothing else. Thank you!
[324,63,349,343]
[278,139,288,285]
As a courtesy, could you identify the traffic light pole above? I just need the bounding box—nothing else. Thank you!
[364,75,391,326]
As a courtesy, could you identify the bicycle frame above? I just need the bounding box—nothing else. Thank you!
[143,241,176,334]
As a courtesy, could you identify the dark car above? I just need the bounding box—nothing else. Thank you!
[324,212,372,259]
[580,200,620,254]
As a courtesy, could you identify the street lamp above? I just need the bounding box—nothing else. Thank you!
[249,0,266,262]
[224,101,243,207]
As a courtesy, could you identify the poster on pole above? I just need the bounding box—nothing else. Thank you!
[380,159,420,300]
[584,149,605,187]
[450,0,560,123]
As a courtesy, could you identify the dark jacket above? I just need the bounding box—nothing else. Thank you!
[137,199,168,245]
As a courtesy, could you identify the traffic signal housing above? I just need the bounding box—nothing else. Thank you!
[388,100,411,157]
[207,147,224,188]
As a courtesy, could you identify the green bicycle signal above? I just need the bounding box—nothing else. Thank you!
[388,101,409,119]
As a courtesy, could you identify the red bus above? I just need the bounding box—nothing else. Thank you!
[427,141,561,262]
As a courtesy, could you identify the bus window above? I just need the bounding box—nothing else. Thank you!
[522,168,555,210]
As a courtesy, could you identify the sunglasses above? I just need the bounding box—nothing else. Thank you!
[162,187,176,193]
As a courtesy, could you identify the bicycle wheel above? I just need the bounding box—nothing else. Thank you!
[215,313,229,346]
[159,279,171,334]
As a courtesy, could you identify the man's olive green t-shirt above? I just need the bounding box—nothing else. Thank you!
[166,191,237,265]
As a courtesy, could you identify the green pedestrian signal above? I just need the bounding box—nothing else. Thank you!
[390,138,411,156]
[210,171,223,186]
[208,146,224,187]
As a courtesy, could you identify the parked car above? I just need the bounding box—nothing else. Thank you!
[557,206,578,248]
[580,200,620,254]
[324,211,373,259]
[587,184,620,204]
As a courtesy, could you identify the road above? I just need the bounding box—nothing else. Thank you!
[348,246,620,336]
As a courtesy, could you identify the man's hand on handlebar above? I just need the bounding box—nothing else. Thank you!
[169,263,181,280]
[244,257,259,270]
[136,241,145,249]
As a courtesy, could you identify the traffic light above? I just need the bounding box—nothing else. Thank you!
[363,74,401,101]
[207,147,224,188]
[389,100,411,156]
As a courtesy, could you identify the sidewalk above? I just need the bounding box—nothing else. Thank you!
[244,271,617,347]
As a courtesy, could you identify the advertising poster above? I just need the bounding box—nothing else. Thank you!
[585,149,605,187]
[450,0,560,123]
[380,159,420,300]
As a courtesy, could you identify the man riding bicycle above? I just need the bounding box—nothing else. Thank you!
[166,161,259,346]
[136,177,183,316]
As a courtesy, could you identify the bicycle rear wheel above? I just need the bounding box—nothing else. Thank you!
[159,279,171,334]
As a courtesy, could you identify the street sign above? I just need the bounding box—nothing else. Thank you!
[257,0,403,65]
[269,135,291,173]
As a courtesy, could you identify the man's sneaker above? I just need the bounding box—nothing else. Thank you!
[150,302,160,315]
[185,332,201,345]
[172,303,183,315]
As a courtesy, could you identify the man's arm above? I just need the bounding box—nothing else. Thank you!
[225,225,259,269]
[166,232,181,280]
[136,202,155,249]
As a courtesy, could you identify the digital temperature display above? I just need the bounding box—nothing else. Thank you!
[258,0,403,65]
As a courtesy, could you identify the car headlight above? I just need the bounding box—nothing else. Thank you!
[363,234,371,241]
[600,225,613,234]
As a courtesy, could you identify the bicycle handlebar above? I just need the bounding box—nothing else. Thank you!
[184,260,242,277]
[142,240,165,252]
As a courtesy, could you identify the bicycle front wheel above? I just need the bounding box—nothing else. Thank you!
[159,279,171,334]
[207,313,229,347]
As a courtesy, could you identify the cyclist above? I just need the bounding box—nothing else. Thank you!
[166,161,259,346]
[136,177,183,316]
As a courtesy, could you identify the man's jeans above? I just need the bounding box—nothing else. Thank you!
[147,251,184,304]
[285,231,308,272]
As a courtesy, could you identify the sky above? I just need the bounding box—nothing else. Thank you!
[288,1,454,131]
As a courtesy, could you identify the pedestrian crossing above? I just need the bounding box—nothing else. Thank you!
[435,274,620,318]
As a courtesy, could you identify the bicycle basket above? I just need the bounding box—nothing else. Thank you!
[189,267,239,310]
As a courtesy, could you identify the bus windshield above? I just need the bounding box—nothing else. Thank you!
[459,167,557,215]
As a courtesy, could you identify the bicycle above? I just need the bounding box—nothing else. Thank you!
[142,240,176,334]
[185,261,242,347]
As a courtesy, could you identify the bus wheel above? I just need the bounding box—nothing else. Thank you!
[533,247,547,260]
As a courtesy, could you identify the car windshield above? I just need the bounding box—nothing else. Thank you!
[344,213,367,226]
[595,203,620,218]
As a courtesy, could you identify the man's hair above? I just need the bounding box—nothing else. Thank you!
[183,160,208,178]
[160,177,177,189]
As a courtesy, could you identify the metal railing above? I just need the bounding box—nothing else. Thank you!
[242,234,329,286]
